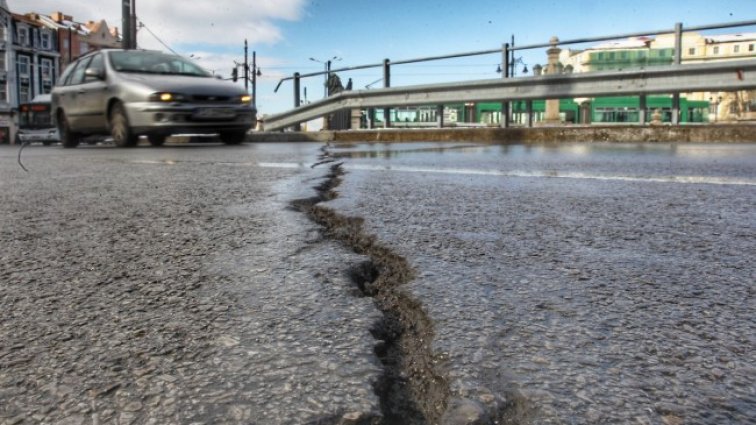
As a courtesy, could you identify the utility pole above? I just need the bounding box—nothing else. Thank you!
[122,0,130,49]
[130,0,137,49]
[252,50,257,106]
[121,0,137,49]
[244,39,249,92]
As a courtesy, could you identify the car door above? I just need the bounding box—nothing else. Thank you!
[76,53,109,131]
[55,56,92,130]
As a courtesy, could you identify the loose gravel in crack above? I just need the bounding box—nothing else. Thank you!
[292,158,450,425]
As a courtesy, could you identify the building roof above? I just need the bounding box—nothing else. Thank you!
[707,33,756,43]
[23,11,120,40]
[591,37,653,50]
[34,13,89,36]
[12,13,45,27]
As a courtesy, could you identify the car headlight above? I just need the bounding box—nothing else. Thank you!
[240,95,252,104]
[149,92,187,102]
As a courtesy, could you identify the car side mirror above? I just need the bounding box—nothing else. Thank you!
[85,68,105,80]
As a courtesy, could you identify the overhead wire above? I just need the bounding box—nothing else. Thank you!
[136,19,179,55]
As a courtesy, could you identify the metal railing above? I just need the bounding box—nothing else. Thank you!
[262,60,756,131]
[268,19,756,131]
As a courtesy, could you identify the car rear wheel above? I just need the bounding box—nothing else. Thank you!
[148,134,167,147]
[110,102,138,147]
[219,130,247,145]
[57,111,80,148]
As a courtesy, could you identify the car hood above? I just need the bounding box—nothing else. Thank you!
[119,74,244,96]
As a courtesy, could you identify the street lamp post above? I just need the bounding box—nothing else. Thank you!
[233,43,262,107]
[496,59,528,76]
[309,56,341,97]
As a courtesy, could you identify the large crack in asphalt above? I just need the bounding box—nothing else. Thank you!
[291,151,449,424]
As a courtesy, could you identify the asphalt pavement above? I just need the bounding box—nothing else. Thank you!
[1,140,754,425]
[0,142,382,425]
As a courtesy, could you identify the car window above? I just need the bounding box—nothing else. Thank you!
[68,56,94,86]
[109,50,211,77]
[58,63,76,86]
[84,53,105,83]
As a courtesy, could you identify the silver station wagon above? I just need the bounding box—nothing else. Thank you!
[51,49,256,147]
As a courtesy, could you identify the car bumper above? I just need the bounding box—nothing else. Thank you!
[125,102,257,135]
[18,132,60,143]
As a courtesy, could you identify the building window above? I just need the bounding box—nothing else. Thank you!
[713,46,720,54]
[733,45,740,53]
[688,48,696,55]
[0,81,6,103]
[0,26,5,42]
[80,41,89,54]
[0,54,5,72]
[17,26,29,46]
[19,83,30,103]
[41,31,52,50]
[750,44,755,52]
[18,55,30,76]
[40,58,53,89]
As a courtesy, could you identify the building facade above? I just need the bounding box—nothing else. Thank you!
[0,2,120,143]
[12,13,60,104]
[558,31,756,123]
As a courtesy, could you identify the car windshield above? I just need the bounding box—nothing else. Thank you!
[108,51,211,77]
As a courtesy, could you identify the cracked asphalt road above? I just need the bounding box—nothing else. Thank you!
[1,141,754,425]
[326,141,756,425]
[1,143,383,425]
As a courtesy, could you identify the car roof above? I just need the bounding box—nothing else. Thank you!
[75,48,166,61]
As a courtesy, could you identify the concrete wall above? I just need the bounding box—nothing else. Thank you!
[248,125,756,144]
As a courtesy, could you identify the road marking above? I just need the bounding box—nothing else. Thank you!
[342,164,756,186]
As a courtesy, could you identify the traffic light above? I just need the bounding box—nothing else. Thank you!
[231,67,238,82]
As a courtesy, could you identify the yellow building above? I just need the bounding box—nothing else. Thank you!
[559,32,756,122]
[653,32,756,121]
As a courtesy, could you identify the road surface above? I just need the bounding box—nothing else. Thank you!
[1,141,754,425]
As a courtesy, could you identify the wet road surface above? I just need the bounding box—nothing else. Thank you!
[1,141,754,425]
[322,142,755,424]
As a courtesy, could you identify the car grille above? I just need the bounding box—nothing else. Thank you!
[189,95,234,104]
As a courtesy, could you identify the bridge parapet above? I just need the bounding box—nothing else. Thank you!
[263,59,756,132]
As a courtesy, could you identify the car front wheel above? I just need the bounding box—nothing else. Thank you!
[58,111,80,148]
[110,102,138,147]
[219,130,247,145]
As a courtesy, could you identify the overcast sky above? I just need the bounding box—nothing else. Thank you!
[13,0,756,115]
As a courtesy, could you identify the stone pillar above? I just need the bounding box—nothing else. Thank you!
[544,36,562,125]
[350,109,362,130]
